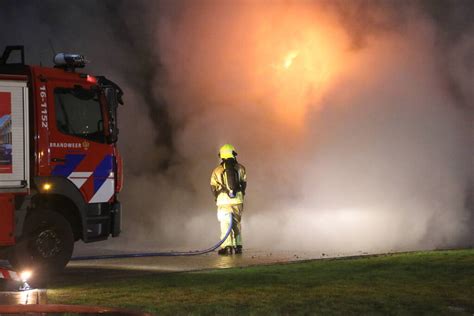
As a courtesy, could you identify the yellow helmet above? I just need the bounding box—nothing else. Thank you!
[219,144,237,159]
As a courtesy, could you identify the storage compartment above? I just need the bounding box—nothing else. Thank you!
[0,79,29,191]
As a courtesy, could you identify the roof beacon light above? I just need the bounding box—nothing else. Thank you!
[53,53,87,69]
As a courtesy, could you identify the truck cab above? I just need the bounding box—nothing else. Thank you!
[0,46,123,273]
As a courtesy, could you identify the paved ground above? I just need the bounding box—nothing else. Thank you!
[0,289,47,305]
[67,247,362,273]
[69,249,321,271]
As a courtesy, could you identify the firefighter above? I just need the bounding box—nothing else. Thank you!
[210,144,247,255]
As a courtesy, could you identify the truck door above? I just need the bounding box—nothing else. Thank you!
[46,80,115,204]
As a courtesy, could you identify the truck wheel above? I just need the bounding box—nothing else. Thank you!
[9,210,74,275]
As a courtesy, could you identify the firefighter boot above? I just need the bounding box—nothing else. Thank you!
[235,245,243,254]
[218,246,233,255]
[218,247,228,255]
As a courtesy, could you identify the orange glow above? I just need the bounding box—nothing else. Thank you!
[250,5,349,127]
[158,2,351,129]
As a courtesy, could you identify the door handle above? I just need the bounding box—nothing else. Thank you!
[51,157,67,163]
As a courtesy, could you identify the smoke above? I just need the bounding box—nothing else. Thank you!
[1,0,472,253]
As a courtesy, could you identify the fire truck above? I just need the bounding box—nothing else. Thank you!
[0,46,123,273]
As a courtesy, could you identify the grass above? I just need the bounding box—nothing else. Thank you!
[47,249,474,315]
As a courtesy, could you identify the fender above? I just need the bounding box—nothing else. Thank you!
[21,176,88,239]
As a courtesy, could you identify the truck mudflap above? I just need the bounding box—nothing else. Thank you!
[110,201,121,237]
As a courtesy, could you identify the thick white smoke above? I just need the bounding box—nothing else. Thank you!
[1,1,472,253]
[119,1,472,253]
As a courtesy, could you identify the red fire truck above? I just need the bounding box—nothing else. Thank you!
[0,46,123,273]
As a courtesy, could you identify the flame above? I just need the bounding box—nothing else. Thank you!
[282,50,299,69]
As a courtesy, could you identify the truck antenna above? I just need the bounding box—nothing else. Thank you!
[48,39,57,56]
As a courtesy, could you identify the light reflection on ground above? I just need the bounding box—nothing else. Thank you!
[0,289,42,305]
[67,248,360,273]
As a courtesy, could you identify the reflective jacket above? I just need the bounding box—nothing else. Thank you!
[210,161,247,206]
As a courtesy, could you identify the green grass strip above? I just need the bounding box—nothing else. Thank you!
[48,249,474,315]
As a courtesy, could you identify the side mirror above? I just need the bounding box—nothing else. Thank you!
[107,133,118,144]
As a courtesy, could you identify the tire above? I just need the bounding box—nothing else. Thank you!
[8,210,74,275]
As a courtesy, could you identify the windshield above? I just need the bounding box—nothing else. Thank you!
[54,87,106,143]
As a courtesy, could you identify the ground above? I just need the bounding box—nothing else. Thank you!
[42,248,474,315]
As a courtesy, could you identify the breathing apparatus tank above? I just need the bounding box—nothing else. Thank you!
[223,158,241,198]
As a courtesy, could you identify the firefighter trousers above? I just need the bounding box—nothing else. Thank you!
[217,204,243,249]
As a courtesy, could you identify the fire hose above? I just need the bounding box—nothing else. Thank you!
[71,213,233,261]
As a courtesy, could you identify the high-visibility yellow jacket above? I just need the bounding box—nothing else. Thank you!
[210,161,247,206]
